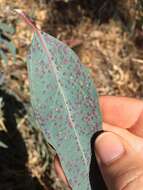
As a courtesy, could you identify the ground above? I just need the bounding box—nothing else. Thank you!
[0,0,143,190]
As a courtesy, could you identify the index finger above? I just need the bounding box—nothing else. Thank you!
[99,96,143,131]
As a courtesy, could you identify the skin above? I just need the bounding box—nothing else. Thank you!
[54,96,143,190]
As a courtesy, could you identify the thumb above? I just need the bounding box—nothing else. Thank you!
[95,132,143,190]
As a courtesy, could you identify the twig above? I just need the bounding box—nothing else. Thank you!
[0,119,7,132]
[132,58,143,63]
[17,114,28,129]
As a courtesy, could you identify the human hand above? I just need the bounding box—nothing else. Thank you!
[54,96,143,190]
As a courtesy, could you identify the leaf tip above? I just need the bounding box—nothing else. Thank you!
[13,9,38,32]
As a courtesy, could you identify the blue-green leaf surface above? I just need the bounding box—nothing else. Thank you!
[0,22,16,64]
[0,49,8,64]
[27,31,102,190]
[0,22,15,34]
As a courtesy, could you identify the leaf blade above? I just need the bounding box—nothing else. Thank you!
[27,32,102,189]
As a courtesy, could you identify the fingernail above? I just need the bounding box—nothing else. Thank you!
[95,132,125,165]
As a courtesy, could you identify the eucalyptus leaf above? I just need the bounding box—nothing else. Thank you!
[0,49,8,64]
[3,40,16,63]
[0,22,16,64]
[0,22,15,34]
[17,10,102,190]
[28,33,102,189]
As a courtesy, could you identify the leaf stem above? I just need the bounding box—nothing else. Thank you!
[14,9,39,32]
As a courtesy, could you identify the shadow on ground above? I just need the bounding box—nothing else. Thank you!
[42,0,119,35]
[0,89,43,190]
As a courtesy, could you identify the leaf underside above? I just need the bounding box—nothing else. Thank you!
[27,31,102,190]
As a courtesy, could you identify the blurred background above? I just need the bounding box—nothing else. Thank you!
[0,0,143,189]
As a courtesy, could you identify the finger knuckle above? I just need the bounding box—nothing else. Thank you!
[115,167,143,190]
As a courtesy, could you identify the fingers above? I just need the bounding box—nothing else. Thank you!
[103,122,143,154]
[99,96,143,137]
[54,155,71,188]
[129,109,143,138]
[95,132,143,190]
